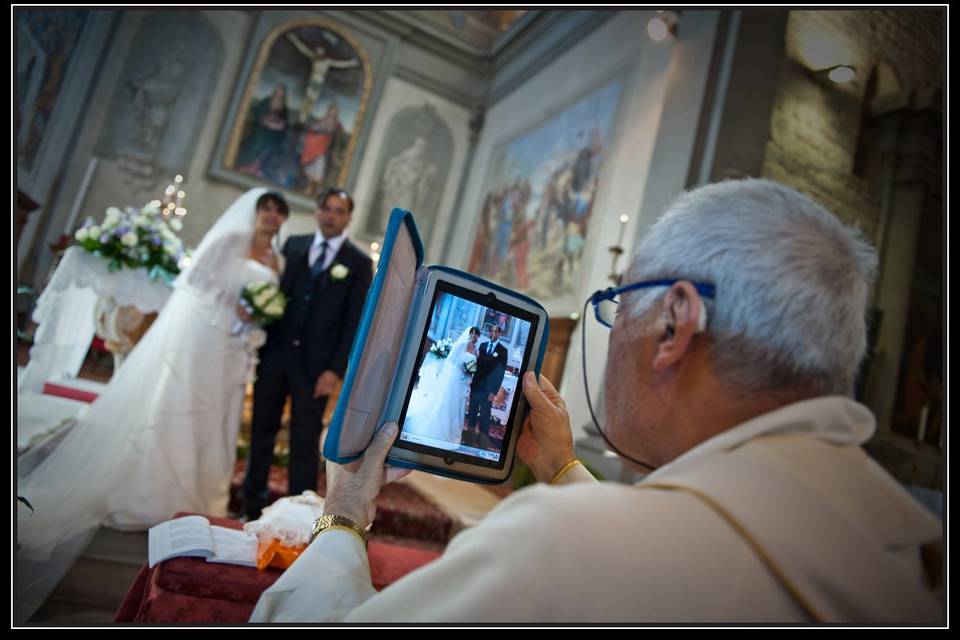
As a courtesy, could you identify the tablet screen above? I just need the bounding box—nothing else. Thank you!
[396,281,538,468]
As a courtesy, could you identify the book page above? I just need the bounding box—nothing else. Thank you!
[148,515,215,568]
[207,525,258,567]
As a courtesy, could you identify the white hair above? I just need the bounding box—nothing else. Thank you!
[627,178,878,396]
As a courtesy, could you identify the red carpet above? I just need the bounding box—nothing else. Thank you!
[230,458,452,551]
[41,382,99,403]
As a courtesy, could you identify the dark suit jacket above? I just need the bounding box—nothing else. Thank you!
[262,235,373,380]
[474,341,508,397]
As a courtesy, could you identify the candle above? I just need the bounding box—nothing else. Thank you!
[63,157,99,233]
[616,214,629,248]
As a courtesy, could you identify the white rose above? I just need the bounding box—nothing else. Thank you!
[142,203,161,216]
[169,218,183,232]
[330,264,350,280]
[264,299,285,317]
[133,215,149,226]
[105,207,123,220]
[253,288,276,309]
[74,228,88,241]
[121,232,138,247]
[164,242,178,255]
[88,225,101,238]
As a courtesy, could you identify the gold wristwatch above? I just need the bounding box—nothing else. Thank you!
[310,514,367,546]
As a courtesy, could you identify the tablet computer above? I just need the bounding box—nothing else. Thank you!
[323,209,549,484]
[387,269,547,482]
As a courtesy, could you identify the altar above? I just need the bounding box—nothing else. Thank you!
[18,246,173,393]
[114,512,442,623]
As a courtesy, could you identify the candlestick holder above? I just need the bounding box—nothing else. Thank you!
[608,214,630,284]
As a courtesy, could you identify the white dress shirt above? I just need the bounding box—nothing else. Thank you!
[250,397,943,623]
[308,230,347,272]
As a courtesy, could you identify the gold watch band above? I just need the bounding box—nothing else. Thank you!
[310,514,367,546]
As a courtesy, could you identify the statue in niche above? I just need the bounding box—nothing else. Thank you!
[127,42,189,150]
[377,137,438,228]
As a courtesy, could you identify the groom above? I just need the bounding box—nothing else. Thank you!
[243,187,372,520]
[465,325,508,449]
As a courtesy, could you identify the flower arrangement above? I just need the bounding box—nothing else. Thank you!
[462,360,477,376]
[73,203,187,282]
[429,337,453,359]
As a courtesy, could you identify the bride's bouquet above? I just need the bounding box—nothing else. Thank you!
[240,281,287,327]
[237,281,287,383]
[462,360,477,376]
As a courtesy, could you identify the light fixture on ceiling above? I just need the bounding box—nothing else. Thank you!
[647,11,678,42]
[826,64,856,84]
[808,64,857,86]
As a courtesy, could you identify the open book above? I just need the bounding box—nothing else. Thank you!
[148,515,258,568]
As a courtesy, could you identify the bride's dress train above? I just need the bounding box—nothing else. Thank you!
[16,188,275,621]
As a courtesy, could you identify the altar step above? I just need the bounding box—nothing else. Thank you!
[29,527,147,624]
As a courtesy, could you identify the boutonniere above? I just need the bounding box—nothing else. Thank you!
[330,263,350,281]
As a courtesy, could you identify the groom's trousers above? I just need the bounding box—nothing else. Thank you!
[467,388,494,442]
[243,347,328,519]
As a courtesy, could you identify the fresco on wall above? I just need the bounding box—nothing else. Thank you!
[467,77,624,300]
[16,10,89,171]
[96,11,223,184]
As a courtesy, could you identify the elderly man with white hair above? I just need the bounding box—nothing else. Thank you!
[251,179,943,624]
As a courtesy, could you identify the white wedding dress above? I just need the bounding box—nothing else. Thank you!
[402,329,478,449]
[16,188,276,621]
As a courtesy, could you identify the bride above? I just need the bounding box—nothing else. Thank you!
[402,327,480,449]
[16,188,288,620]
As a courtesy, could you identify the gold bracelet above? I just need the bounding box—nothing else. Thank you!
[549,459,583,485]
[310,514,367,546]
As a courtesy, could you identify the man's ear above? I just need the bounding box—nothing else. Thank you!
[652,281,706,372]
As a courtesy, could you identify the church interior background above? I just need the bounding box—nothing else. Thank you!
[15,8,944,623]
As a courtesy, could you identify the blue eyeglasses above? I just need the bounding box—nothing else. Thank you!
[589,279,716,328]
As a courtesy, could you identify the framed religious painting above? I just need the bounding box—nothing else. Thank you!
[482,307,515,343]
[221,18,373,198]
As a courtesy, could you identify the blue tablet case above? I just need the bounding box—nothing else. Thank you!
[322,208,548,482]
